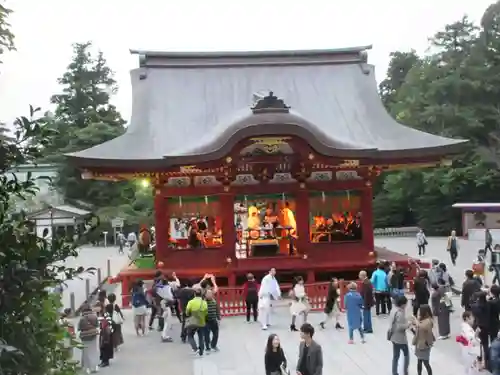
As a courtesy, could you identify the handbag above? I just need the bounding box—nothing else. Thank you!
[280,363,290,375]
[387,311,398,341]
[112,304,124,324]
[185,299,203,330]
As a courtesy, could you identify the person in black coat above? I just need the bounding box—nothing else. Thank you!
[413,271,430,317]
[462,270,481,310]
[489,285,500,341]
[472,291,492,369]
[319,278,343,329]
[177,280,195,343]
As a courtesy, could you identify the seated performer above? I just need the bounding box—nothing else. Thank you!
[258,268,281,330]
[279,202,297,255]
[247,205,261,241]
[289,276,309,331]
[187,227,205,249]
[313,216,329,242]
[263,204,279,237]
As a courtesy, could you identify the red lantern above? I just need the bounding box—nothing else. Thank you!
[157,261,164,268]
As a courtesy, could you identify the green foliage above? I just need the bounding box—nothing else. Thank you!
[0,3,15,64]
[42,42,132,208]
[374,7,500,234]
[0,107,81,375]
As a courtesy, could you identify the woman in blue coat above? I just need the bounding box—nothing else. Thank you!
[344,282,366,344]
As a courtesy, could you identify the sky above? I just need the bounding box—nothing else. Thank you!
[0,0,495,125]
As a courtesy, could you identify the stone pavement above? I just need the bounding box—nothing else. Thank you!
[58,245,130,310]
[376,236,493,289]
[80,300,465,375]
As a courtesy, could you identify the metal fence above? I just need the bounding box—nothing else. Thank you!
[373,226,419,237]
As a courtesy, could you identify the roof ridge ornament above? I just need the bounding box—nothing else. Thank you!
[251,91,290,114]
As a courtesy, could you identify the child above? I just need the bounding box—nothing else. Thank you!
[343,282,365,344]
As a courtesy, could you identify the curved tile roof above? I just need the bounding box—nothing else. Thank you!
[67,47,466,169]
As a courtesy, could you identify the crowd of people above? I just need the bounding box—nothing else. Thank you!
[63,243,500,375]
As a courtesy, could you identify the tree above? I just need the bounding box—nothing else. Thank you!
[0,107,81,375]
[0,2,15,64]
[378,50,420,107]
[374,10,500,234]
[44,42,127,208]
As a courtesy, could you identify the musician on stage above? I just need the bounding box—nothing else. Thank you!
[258,268,281,330]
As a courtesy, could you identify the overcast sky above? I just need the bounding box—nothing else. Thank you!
[0,0,494,125]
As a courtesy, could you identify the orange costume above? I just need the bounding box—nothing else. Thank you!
[279,203,297,254]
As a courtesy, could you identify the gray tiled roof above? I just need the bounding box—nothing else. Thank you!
[67,47,466,168]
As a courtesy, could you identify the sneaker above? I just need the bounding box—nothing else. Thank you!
[206,348,211,353]
[262,325,268,330]
[319,322,325,329]
[348,340,354,344]
[162,336,173,343]
[361,339,366,344]
[212,347,220,352]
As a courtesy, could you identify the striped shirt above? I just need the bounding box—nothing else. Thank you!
[99,313,114,333]
[206,299,220,321]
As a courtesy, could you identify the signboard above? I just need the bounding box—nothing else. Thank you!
[111,218,124,227]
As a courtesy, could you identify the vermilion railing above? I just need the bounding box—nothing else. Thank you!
[119,279,414,316]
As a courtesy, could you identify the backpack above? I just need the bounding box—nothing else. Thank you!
[157,283,174,303]
[132,291,144,308]
[246,281,258,299]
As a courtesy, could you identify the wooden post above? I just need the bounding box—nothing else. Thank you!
[154,191,168,263]
[121,276,130,308]
[362,184,374,251]
[219,193,235,260]
[295,189,309,255]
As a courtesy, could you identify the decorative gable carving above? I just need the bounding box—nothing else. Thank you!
[251,91,290,114]
[166,177,191,187]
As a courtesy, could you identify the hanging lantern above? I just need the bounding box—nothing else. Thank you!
[244,195,248,206]
[205,195,208,205]
[282,192,285,202]
[179,196,183,208]
[321,191,326,203]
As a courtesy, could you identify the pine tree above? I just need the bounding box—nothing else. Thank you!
[45,42,126,208]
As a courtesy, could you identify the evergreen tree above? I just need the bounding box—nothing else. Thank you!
[374,10,500,234]
[45,42,127,208]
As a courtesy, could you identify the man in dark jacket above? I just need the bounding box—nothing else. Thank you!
[178,280,195,342]
[359,270,374,333]
[489,285,500,341]
[462,269,481,310]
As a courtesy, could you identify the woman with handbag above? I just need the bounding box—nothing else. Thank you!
[430,283,451,340]
[289,277,310,332]
[107,293,124,350]
[264,334,288,375]
[411,305,435,375]
[319,278,343,330]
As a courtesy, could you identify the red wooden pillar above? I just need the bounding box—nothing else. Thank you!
[295,189,309,255]
[219,193,236,285]
[362,184,374,250]
[154,190,169,263]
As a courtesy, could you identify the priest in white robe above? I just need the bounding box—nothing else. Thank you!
[258,268,281,330]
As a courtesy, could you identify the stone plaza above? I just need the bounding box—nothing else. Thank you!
[70,236,483,374]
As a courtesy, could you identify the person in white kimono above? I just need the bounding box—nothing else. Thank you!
[289,276,309,331]
[459,310,482,375]
[258,268,281,330]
